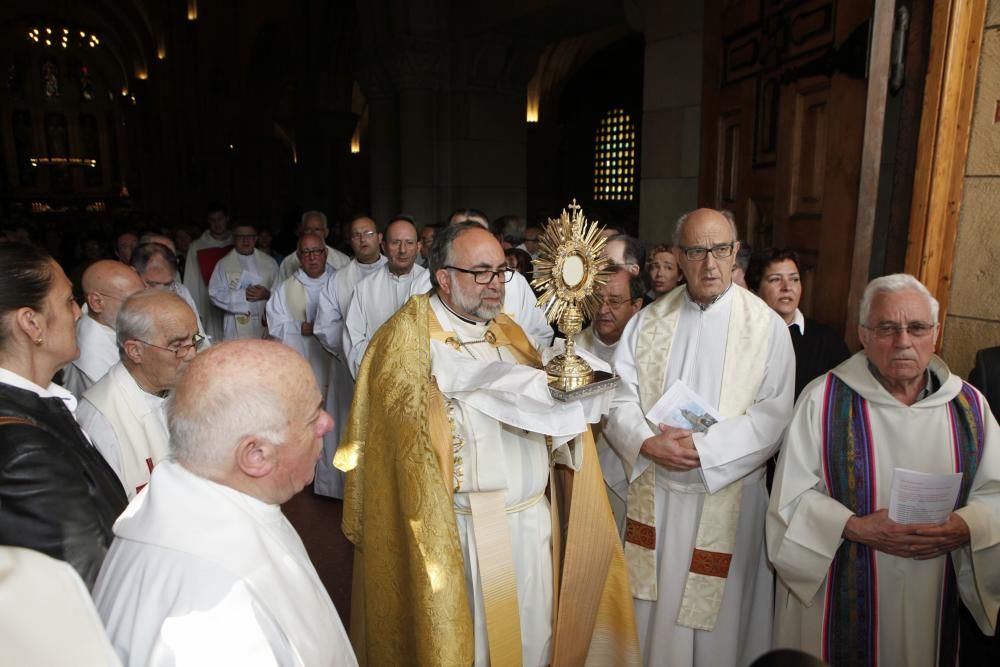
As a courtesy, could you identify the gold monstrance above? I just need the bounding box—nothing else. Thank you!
[532,200,613,394]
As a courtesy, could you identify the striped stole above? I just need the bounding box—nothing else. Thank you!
[820,376,985,667]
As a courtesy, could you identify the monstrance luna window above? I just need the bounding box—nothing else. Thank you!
[593,108,636,201]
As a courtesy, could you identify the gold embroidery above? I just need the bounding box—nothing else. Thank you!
[446,399,465,493]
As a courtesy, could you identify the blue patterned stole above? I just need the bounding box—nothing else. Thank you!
[820,375,984,667]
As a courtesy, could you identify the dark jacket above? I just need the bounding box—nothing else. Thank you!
[969,346,1000,420]
[0,382,127,589]
[789,318,851,400]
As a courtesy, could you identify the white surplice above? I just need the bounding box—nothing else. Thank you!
[768,353,1000,666]
[170,282,206,337]
[408,269,554,349]
[605,286,795,667]
[576,324,619,366]
[313,256,387,498]
[93,460,356,667]
[208,249,279,340]
[63,314,119,399]
[182,230,232,343]
[276,244,350,283]
[344,263,427,377]
[77,362,168,499]
[266,266,335,391]
[428,295,592,667]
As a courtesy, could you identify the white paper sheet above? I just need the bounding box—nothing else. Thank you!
[888,467,963,525]
[645,379,722,432]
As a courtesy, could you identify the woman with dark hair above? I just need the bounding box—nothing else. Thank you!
[0,242,127,589]
[748,248,850,399]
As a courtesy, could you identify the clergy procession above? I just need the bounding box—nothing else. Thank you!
[2,202,1000,667]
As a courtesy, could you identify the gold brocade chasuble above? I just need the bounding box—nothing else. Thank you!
[625,286,770,630]
[336,294,639,666]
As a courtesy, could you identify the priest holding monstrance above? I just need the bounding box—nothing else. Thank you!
[336,204,638,666]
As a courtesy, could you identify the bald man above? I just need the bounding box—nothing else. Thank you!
[276,210,350,283]
[63,261,145,398]
[94,340,356,667]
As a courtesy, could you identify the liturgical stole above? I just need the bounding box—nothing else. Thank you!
[283,275,308,322]
[820,376,985,667]
[625,286,771,630]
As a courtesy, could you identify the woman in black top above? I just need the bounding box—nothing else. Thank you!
[748,249,851,400]
[0,242,127,589]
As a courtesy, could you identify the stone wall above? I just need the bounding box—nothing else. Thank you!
[941,3,1000,378]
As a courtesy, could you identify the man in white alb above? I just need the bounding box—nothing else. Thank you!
[78,290,202,499]
[577,267,644,365]
[604,207,795,666]
[182,202,232,342]
[208,223,278,340]
[313,214,386,498]
[130,241,205,336]
[63,260,145,398]
[344,215,427,376]
[276,210,350,283]
[93,339,356,667]
[408,208,553,348]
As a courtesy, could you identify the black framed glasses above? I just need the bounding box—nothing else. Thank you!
[297,248,326,258]
[445,265,516,284]
[862,322,937,339]
[134,333,207,358]
[678,243,735,261]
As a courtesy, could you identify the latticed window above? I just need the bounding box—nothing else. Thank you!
[593,108,636,201]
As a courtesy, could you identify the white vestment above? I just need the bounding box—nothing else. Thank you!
[208,249,278,340]
[0,546,121,666]
[313,256,387,497]
[428,295,598,667]
[576,323,619,366]
[170,282,206,337]
[182,230,232,342]
[63,314,118,399]
[409,269,554,348]
[266,266,335,391]
[605,286,794,667]
[344,263,428,377]
[768,353,1000,666]
[276,244,350,283]
[94,460,356,667]
[77,362,169,499]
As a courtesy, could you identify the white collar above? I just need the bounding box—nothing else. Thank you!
[0,366,79,414]
[790,308,805,334]
[294,266,333,287]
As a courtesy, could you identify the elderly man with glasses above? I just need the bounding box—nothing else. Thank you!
[768,273,1000,667]
[131,241,206,337]
[605,207,795,667]
[338,221,639,666]
[78,289,204,498]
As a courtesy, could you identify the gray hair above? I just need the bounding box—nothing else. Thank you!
[428,221,483,288]
[116,288,186,353]
[672,209,739,247]
[300,210,328,231]
[859,273,940,326]
[167,382,288,470]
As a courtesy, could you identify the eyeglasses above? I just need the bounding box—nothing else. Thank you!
[445,265,516,284]
[863,322,937,339]
[352,230,378,240]
[678,243,735,261]
[298,248,326,258]
[597,296,635,309]
[133,333,207,358]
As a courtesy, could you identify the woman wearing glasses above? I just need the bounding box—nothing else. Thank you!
[0,243,127,589]
[748,248,850,399]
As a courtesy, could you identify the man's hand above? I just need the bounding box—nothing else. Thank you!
[640,424,700,471]
[843,509,969,559]
[246,285,270,302]
[301,321,314,336]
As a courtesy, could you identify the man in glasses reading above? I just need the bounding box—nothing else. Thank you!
[605,207,795,666]
[768,274,1000,666]
[78,289,203,498]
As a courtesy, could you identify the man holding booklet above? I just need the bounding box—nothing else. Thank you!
[605,208,795,666]
[768,273,1000,667]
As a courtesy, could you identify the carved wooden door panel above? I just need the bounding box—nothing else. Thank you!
[699,0,874,331]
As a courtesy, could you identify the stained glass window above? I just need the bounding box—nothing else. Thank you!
[594,108,636,202]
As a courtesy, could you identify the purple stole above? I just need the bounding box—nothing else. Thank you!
[820,375,985,667]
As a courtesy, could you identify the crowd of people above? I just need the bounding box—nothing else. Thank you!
[0,203,998,667]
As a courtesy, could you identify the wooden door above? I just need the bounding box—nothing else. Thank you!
[699,0,874,332]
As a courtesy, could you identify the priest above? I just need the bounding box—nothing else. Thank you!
[768,274,1000,667]
[338,222,639,666]
[207,223,278,340]
[181,201,232,342]
[276,210,350,283]
[604,207,794,666]
[344,215,427,376]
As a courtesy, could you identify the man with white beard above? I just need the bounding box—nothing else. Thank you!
[208,223,278,340]
[313,215,386,498]
[344,216,427,376]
